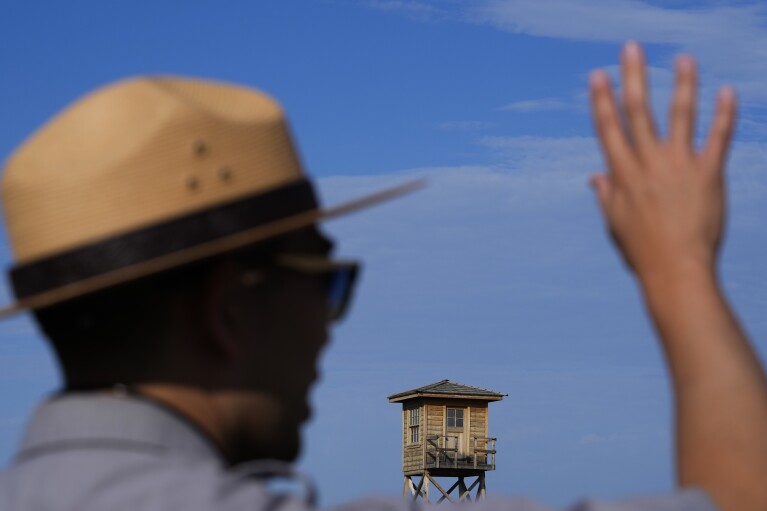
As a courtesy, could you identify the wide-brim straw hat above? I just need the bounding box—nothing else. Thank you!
[0,76,422,319]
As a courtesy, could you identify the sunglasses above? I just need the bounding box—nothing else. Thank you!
[241,254,360,322]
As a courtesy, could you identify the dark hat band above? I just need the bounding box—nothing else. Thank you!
[10,179,318,300]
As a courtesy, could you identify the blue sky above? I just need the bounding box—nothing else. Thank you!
[1,1,766,508]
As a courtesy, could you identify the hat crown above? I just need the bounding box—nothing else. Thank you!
[2,76,305,263]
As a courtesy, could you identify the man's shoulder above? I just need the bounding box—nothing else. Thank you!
[0,452,297,511]
[0,394,301,511]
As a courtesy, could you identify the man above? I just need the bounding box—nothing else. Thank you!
[0,42,765,510]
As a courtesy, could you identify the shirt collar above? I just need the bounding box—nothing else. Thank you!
[15,392,224,464]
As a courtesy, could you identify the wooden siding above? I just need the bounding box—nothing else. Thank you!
[402,399,424,473]
[399,398,494,473]
[470,403,488,439]
[426,404,444,437]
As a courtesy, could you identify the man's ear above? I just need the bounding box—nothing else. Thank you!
[201,258,246,361]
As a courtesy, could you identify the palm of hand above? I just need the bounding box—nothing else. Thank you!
[589,42,736,282]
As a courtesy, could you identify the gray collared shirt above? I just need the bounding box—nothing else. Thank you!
[0,394,717,511]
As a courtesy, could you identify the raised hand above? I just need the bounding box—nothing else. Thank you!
[589,41,736,285]
[589,43,767,511]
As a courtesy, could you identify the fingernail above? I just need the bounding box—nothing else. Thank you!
[719,86,735,101]
[590,70,608,88]
[624,40,641,60]
[676,55,693,72]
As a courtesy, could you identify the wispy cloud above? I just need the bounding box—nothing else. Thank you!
[500,98,572,112]
[495,68,672,130]
[434,120,498,131]
[468,0,763,45]
[367,0,767,107]
[469,0,767,105]
[479,135,600,175]
[366,0,449,21]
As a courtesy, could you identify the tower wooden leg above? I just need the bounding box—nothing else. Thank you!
[411,475,426,501]
[409,472,488,504]
[458,477,469,501]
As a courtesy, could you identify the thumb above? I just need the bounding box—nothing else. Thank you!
[589,173,612,214]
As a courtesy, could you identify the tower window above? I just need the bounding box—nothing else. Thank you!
[409,408,420,443]
[447,408,464,429]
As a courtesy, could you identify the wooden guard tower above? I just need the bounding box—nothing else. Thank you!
[388,380,505,504]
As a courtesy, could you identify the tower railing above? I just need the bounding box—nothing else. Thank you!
[424,435,497,470]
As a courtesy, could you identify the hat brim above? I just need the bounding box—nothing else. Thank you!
[0,179,425,319]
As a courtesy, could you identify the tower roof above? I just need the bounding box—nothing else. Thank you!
[387,379,506,403]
